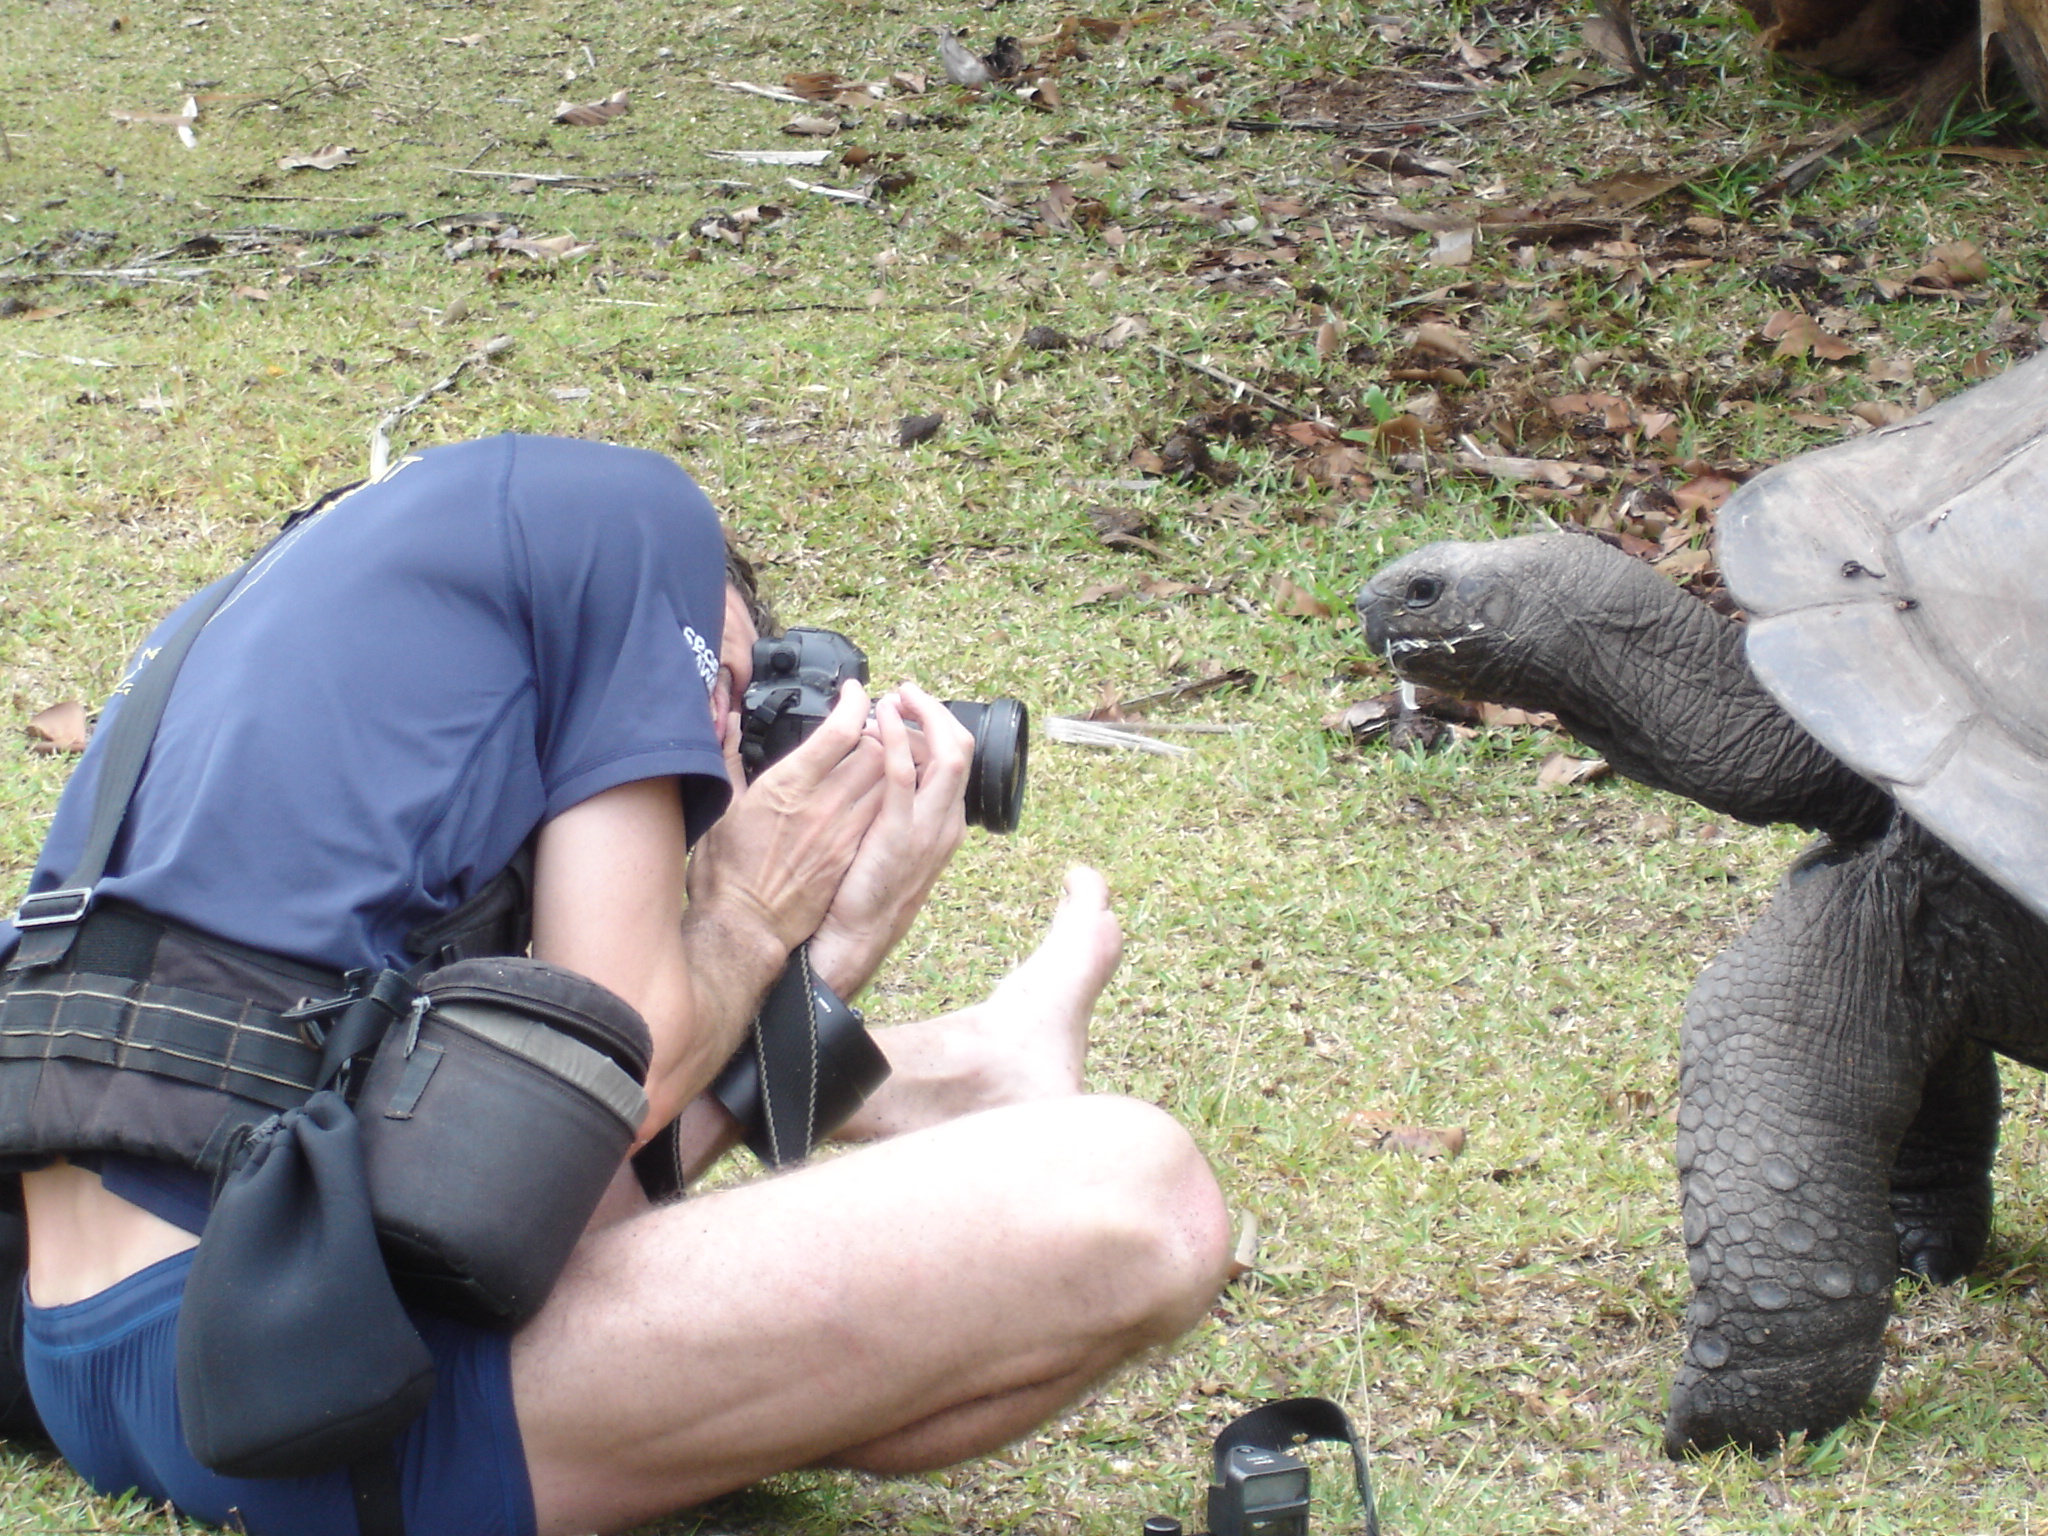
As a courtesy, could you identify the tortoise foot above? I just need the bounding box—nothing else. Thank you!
[1663,1337,1882,1459]
[1891,1182,1990,1285]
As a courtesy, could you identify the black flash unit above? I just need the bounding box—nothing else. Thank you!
[1207,1444,1311,1536]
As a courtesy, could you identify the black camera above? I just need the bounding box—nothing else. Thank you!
[1145,1397,1378,1536]
[737,626,1028,835]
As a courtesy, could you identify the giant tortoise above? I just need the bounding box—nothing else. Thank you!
[1355,348,2048,1455]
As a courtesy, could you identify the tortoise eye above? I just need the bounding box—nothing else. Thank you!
[1403,575,1444,610]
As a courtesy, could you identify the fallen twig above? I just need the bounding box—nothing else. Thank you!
[15,349,122,367]
[1147,343,1334,428]
[1225,110,1488,136]
[785,176,875,206]
[437,166,655,190]
[219,191,377,204]
[711,78,813,105]
[1044,718,1195,756]
[1072,720,1248,734]
[667,300,961,322]
[2,266,211,285]
[369,335,514,480]
[1109,671,1256,713]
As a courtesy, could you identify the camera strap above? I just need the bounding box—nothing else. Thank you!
[704,944,891,1169]
[1212,1397,1380,1536]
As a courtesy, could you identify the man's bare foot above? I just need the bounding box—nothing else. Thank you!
[835,867,1123,1141]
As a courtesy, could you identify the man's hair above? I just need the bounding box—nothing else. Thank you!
[724,533,780,638]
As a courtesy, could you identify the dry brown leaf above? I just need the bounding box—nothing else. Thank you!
[1475,703,1556,729]
[1537,751,1610,788]
[1314,319,1343,360]
[784,72,846,100]
[782,113,840,137]
[1427,225,1476,267]
[1763,309,1860,361]
[1345,1113,1467,1159]
[1412,321,1479,363]
[1547,391,1633,430]
[1449,31,1500,68]
[1654,546,1711,579]
[277,144,357,171]
[1271,576,1332,619]
[28,701,89,754]
[1606,1088,1660,1121]
[1850,399,1911,427]
[1671,471,1737,515]
[1038,181,1080,232]
[1912,240,1988,288]
[495,233,596,260]
[553,89,629,126]
[1961,348,2004,380]
[1227,1209,1260,1280]
[1275,420,1340,447]
[1582,15,1638,69]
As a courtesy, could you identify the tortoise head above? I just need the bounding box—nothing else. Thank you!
[1357,534,1607,706]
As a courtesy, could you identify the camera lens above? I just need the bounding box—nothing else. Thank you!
[944,698,1028,834]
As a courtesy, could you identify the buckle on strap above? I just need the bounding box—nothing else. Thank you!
[13,887,94,929]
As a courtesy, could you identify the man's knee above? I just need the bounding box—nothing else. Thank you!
[1039,1096,1231,1343]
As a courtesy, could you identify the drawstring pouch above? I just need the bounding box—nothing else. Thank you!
[175,1089,435,1478]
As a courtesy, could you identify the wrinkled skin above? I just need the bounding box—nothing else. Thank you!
[1357,532,2048,1455]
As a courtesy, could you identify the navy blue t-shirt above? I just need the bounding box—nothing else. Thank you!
[3,434,733,974]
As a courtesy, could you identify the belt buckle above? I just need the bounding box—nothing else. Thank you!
[12,887,94,929]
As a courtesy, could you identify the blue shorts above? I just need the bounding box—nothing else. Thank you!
[22,1249,536,1536]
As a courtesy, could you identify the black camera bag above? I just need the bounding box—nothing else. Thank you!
[358,957,651,1327]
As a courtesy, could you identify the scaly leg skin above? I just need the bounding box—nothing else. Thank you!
[1664,837,1947,1457]
[1888,1035,1998,1284]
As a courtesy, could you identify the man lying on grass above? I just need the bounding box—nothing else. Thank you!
[1,434,1231,1536]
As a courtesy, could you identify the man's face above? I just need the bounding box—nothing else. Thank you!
[711,583,759,742]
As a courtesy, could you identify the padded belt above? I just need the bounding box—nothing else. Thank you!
[0,972,321,1111]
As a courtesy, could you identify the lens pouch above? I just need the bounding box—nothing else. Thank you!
[177,1090,436,1478]
[355,957,651,1329]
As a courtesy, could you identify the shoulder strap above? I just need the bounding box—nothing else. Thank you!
[8,562,252,973]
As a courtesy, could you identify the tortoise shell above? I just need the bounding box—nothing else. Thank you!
[1720,349,2048,919]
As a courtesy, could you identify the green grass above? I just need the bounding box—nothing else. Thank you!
[5,0,2048,1531]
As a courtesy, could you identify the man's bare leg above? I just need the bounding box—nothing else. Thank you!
[839,863,1123,1139]
[595,862,1129,1208]
[514,1096,1229,1535]
[514,867,1228,1536]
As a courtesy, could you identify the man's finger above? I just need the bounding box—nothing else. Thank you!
[757,678,874,791]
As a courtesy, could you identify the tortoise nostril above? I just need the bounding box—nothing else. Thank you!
[1403,575,1444,610]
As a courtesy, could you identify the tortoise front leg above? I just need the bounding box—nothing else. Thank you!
[1663,840,1948,1457]
[1889,1035,1998,1284]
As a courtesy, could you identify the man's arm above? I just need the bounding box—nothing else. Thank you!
[531,682,885,1141]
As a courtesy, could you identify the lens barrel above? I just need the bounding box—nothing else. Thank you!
[944,698,1028,834]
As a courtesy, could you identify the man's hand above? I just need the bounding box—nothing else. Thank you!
[807,681,974,998]
[688,679,888,955]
